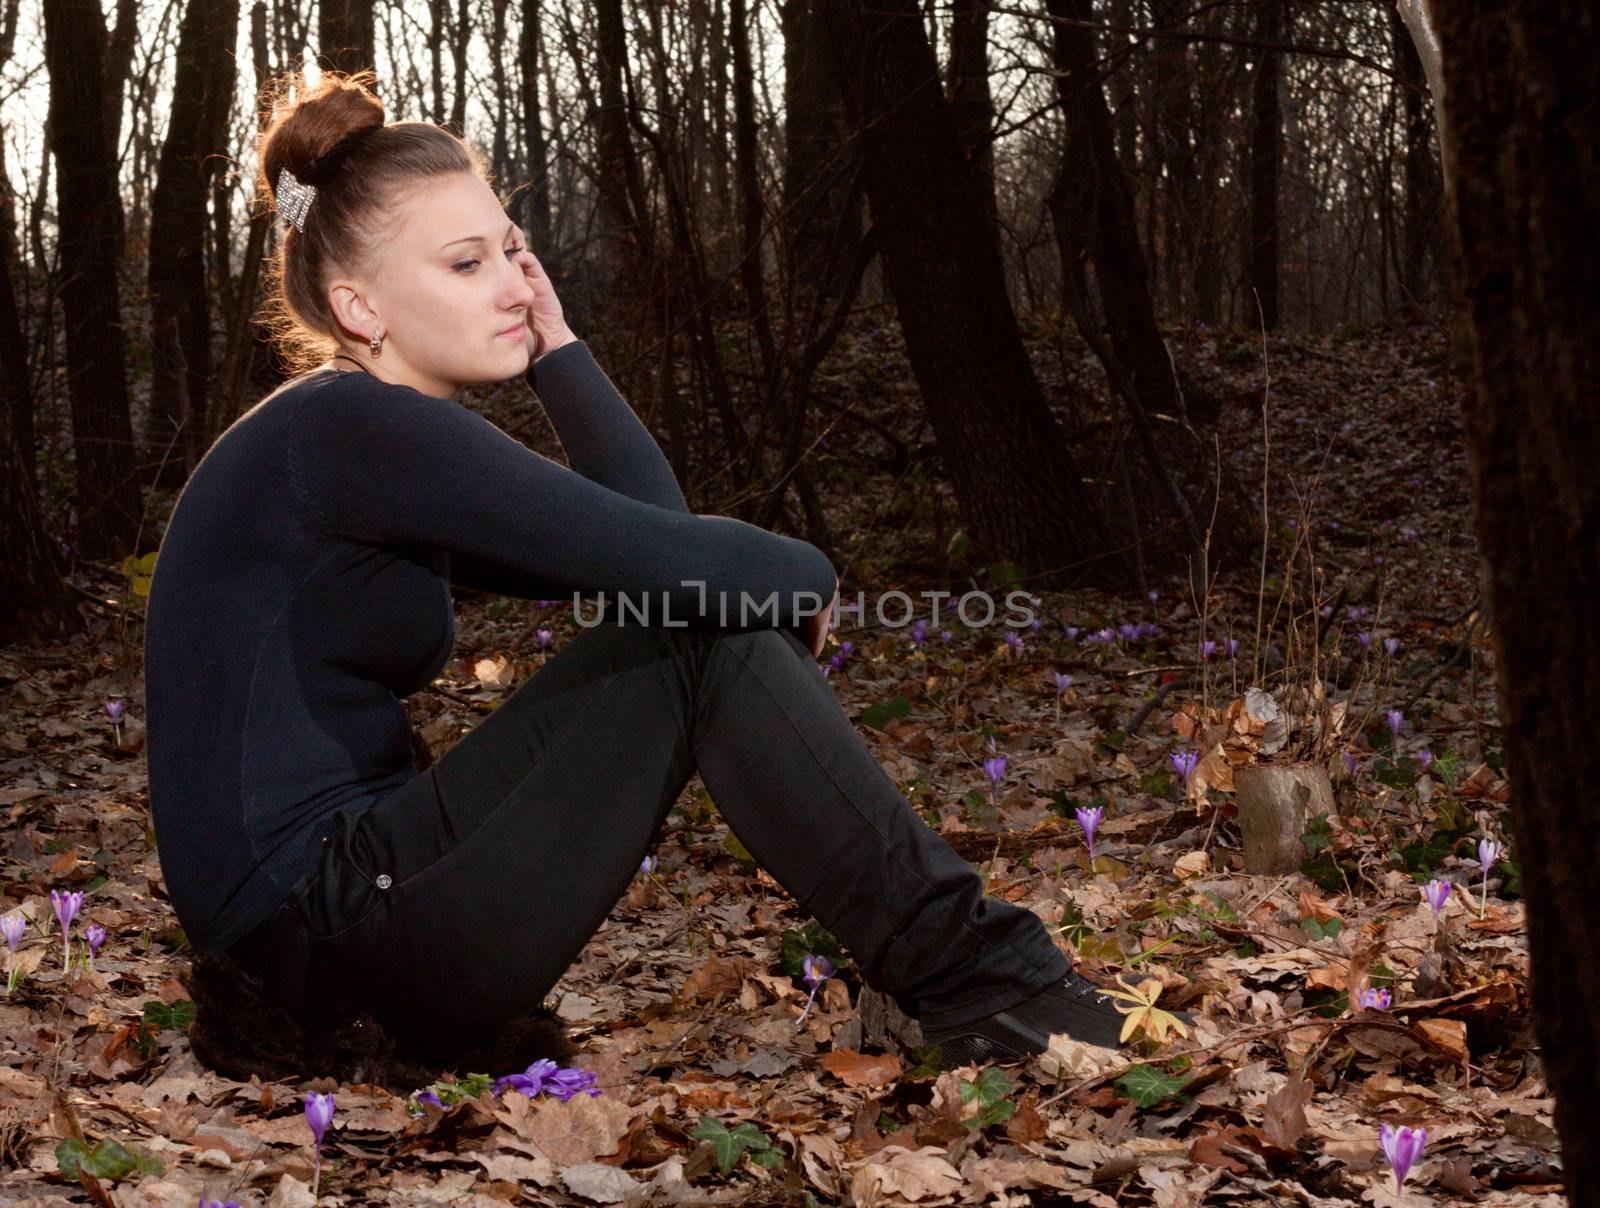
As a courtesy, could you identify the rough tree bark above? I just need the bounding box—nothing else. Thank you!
[145,0,239,487]
[1246,0,1281,329]
[41,0,141,560]
[1432,2,1600,1200]
[821,0,1112,585]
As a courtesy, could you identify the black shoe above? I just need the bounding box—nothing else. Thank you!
[921,969,1195,1065]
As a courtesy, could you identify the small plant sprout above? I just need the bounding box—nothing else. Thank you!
[1358,986,1391,1010]
[50,890,83,974]
[1075,805,1103,869]
[2,912,24,994]
[1379,1122,1427,1201]
[1478,838,1504,919]
[1051,672,1072,723]
[796,954,834,1027]
[1169,749,1199,788]
[84,922,106,973]
[1423,879,1451,917]
[105,698,123,745]
[304,1092,335,1201]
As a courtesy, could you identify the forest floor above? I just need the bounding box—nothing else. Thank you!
[0,314,1561,1206]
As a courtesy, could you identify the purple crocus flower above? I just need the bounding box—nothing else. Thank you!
[84,922,106,972]
[105,699,123,723]
[640,855,657,875]
[1385,709,1404,739]
[1401,527,1417,542]
[1064,626,1080,640]
[1198,639,1217,660]
[1029,617,1043,633]
[1053,671,1073,697]
[1002,630,1023,651]
[1147,590,1159,603]
[1379,1123,1427,1198]
[1139,622,1159,638]
[940,629,953,643]
[304,1092,335,1201]
[1342,750,1359,778]
[1169,749,1199,784]
[1224,638,1239,659]
[1076,805,1103,867]
[982,754,1007,791]
[199,1197,243,1208]
[1117,622,1138,642]
[1383,637,1400,657]
[1319,604,1333,618]
[1417,749,1433,770]
[1358,986,1391,1010]
[796,954,835,1026]
[495,1058,559,1098]
[1356,631,1371,650]
[535,628,553,651]
[1347,605,1367,621]
[2,913,24,994]
[51,890,83,974]
[544,1066,602,1100]
[1477,839,1503,919]
[1423,879,1451,916]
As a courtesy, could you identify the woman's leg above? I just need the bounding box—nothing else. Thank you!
[296,618,1067,1055]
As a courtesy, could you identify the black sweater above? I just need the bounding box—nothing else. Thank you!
[143,341,836,955]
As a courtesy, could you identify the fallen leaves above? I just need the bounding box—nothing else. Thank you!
[817,1048,902,1088]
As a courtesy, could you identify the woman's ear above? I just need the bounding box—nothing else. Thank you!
[327,279,380,343]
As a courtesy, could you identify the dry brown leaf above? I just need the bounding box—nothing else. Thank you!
[818,1048,902,1088]
[496,1091,639,1167]
[848,1144,963,1204]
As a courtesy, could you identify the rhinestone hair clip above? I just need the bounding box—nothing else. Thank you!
[276,166,316,233]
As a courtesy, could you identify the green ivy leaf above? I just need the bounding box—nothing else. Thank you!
[690,1115,779,1176]
[861,695,911,733]
[1115,1064,1190,1109]
[141,1000,196,1032]
[959,1066,1012,1108]
[56,1137,162,1182]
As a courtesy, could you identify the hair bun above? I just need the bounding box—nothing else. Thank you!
[261,70,386,201]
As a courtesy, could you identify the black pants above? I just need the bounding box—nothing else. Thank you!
[224,618,1068,1055]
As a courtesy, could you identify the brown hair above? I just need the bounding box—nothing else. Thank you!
[255,69,493,376]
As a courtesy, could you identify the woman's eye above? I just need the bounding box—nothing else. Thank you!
[453,246,523,273]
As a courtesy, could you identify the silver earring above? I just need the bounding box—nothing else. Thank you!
[369,330,383,356]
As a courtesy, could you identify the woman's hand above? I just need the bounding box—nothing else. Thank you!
[800,575,840,661]
[512,239,575,360]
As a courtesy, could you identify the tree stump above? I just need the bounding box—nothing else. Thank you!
[1234,763,1336,874]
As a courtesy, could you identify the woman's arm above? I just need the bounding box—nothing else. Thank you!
[529,337,689,515]
[290,371,835,628]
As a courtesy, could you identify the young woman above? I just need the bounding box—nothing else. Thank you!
[145,70,1150,1088]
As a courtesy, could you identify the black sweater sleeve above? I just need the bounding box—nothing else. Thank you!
[446,339,688,596]
[287,368,836,629]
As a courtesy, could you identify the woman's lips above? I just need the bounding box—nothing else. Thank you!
[496,321,525,339]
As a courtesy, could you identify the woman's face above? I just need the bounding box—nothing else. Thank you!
[325,172,538,398]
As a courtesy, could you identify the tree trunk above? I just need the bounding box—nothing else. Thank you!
[1388,0,1439,312]
[946,0,1000,260]
[1045,0,1255,591]
[318,0,374,77]
[1246,0,1281,329]
[41,0,141,560]
[1433,2,1600,1199]
[0,101,74,644]
[518,0,554,252]
[781,0,863,315]
[145,0,239,488]
[821,0,1112,585]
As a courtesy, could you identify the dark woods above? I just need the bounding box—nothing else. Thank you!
[3,0,1443,642]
